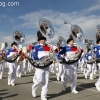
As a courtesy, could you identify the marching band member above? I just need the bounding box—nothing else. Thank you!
[27,44,34,72]
[85,49,95,80]
[57,38,83,94]
[32,35,50,100]
[57,46,65,82]
[0,43,6,79]
[22,47,29,74]
[50,59,58,74]
[78,57,85,74]
[6,42,18,86]
[94,38,100,91]
[23,57,28,74]
[16,45,23,78]
[94,38,100,73]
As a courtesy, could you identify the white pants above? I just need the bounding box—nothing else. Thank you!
[50,63,57,74]
[8,62,16,84]
[57,63,65,81]
[78,63,84,73]
[85,63,95,79]
[97,63,100,73]
[96,77,100,86]
[23,61,28,74]
[16,62,23,77]
[0,62,5,79]
[63,62,78,91]
[27,61,33,72]
[32,67,50,98]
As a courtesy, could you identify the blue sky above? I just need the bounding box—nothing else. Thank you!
[0,0,100,49]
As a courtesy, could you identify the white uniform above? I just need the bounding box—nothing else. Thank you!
[0,61,5,79]
[85,52,95,80]
[63,62,78,91]
[6,47,18,86]
[94,44,100,91]
[32,43,56,99]
[57,63,65,81]
[0,50,5,79]
[57,44,82,93]
[16,59,23,78]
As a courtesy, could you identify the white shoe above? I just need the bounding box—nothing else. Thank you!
[8,82,11,86]
[57,77,60,81]
[19,75,21,78]
[95,83,100,91]
[33,77,36,83]
[0,76,2,79]
[16,74,19,78]
[32,90,36,98]
[90,78,94,80]
[85,74,87,79]
[61,77,64,82]
[72,90,78,94]
[62,86,66,91]
[11,83,15,86]
[41,97,47,100]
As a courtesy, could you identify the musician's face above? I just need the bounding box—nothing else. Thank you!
[69,40,74,46]
[39,39,46,45]
[12,44,17,49]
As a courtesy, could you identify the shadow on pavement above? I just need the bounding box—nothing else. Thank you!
[16,81,33,85]
[2,94,18,99]
[0,89,18,100]
[77,82,96,91]
[47,87,71,99]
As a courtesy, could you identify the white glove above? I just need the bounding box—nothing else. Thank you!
[65,57,69,61]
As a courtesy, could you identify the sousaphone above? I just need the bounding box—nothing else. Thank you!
[57,36,66,48]
[60,24,84,64]
[85,40,96,64]
[96,24,100,40]
[5,31,26,63]
[28,19,56,69]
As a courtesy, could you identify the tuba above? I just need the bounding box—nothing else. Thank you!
[57,36,66,48]
[83,39,96,64]
[5,31,26,63]
[28,18,56,69]
[59,24,84,64]
[96,24,100,40]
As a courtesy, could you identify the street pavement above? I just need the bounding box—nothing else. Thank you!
[0,68,100,100]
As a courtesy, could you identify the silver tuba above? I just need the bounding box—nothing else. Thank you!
[71,24,84,42]
[5,31,26,63]
[96,24,100,40]
[60,24,84,64]
[57,36,66,48]
[13,30,26,44]
[28,19,56,69]
[39,18,54,39]
[84,39,96,64]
